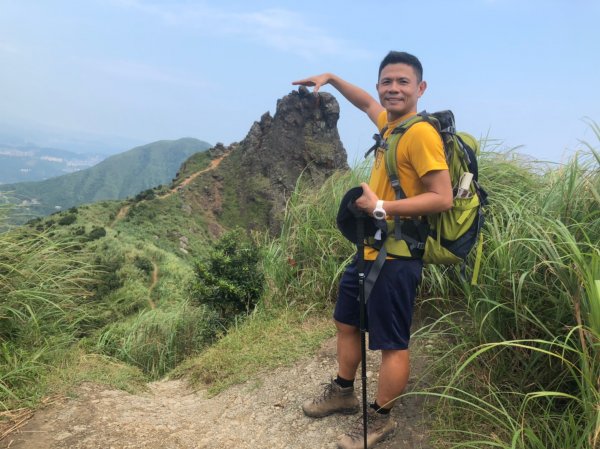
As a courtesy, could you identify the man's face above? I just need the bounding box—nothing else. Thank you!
[376,63,426,121]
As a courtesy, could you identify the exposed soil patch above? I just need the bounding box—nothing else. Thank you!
[1,336,435,449]
[111,205,130,227]
[109,153,228,228]
[161,154,228,198]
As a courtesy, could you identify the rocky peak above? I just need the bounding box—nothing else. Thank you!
[190,87,349,235]
[238,87,348,230]
[241,86,347,185]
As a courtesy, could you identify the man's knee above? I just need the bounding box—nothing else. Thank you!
[381,348,410,364]
[335,319,359,336]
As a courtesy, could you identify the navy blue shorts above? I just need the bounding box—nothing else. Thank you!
[334,257,423,350]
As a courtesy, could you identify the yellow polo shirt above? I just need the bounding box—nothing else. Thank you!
[365,110,447,260]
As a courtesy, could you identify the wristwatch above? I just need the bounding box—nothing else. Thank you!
[373,200,386,220]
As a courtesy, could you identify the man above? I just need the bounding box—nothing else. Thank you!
[292,51,453,449]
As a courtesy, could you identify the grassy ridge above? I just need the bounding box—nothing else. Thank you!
[0,173,219,409]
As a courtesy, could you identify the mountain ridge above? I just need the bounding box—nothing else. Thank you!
[0,137,211,222]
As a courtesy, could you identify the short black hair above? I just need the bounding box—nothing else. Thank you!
[378,51,423,83]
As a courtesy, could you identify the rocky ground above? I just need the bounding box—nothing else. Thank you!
[1,336,435,449]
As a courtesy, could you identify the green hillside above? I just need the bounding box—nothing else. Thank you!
[0,137,211,221]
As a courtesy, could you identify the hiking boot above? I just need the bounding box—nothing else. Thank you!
[337,407,397,449]
[302,379,359,418]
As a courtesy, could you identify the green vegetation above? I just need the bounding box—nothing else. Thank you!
[115,193,213,257]
[193,229,265,321]
[218,150,269,229]
[175,309,334,395]
[0,216,99,407]
[0,124,598,448]
[412,139,599,448]
[0,192,217,409]
[96,302,219,379]
[171,150,213,185]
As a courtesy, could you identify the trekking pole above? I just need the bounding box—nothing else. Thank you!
[355,213,368,449]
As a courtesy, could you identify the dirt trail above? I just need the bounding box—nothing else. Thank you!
[111,153,228,226]
[1,336,434,449]
[160,154,228,199]
[146,261,159,309]
[111,205,131,227]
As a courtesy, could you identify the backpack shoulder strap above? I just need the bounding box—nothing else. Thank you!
[382,112,435,244]
[383,112,436,200]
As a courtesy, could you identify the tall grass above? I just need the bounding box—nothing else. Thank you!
[0,219,98,409]
[95,302,220,379]
[420,138,599,448]
[0,193,232,414]
[261,164,370,310]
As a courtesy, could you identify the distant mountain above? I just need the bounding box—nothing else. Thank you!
[0,144,105,184]
[0,137,211,221]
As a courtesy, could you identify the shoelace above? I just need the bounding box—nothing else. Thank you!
[313,382,335,404]
[346,412,386,441]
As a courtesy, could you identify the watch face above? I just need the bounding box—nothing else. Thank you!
[374,209,386,220]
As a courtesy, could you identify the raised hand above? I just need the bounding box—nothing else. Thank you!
[292,73,332,94]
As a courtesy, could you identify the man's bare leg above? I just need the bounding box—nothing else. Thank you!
[375,349,410,409]
[335,320,361,380]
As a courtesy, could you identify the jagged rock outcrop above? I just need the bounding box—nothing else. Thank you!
[193,87,349,234]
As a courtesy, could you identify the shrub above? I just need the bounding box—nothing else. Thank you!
[87,227,106,241]
[134,189,156,202]
[133,255,154,275]
[193,229,264,320]
[26,217,42,227]
[58,214,77,226]
[91,253,124,299]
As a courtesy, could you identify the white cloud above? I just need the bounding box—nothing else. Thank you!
[109,1,368,60]
[231,9,366,60]
[86,58,209,88]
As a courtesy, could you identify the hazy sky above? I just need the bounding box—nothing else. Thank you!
[1,0,599,163]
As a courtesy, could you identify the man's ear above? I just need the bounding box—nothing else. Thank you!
[418,80,427,97]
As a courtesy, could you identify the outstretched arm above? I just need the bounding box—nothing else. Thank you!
[293,73,384,126]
